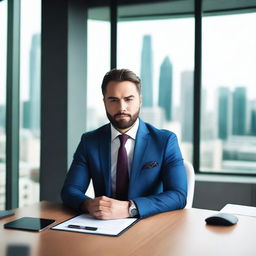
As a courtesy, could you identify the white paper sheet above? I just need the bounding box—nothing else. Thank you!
[220,204,256,217]
[52,213,138,236]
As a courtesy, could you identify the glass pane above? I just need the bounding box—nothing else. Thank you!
[86,7,110,197]
[0,0,8,210]
[19,0,41,206]
[201,12,256,174]
[86,7,110,131]
[117,12,195,162]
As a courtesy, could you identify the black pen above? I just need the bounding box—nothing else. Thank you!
[67,224,98,231]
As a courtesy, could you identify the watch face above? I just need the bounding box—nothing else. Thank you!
[129,201,138,217]
[131,208,137,216]
[130,207,138,217]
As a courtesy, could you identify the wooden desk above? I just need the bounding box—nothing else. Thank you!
[1,201,256,256]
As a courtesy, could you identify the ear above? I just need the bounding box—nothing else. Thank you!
[139,95,142,106]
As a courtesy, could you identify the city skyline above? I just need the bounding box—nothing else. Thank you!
[0,12,255,170]
[1,25,256,141]
[1,2,256,211]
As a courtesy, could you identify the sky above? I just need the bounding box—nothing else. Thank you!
[0,0,41,104]
[87,12,256,113]
[0,2,256,111]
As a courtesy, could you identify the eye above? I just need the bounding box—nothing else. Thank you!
[109,98,119,103]
[125,97,134,102]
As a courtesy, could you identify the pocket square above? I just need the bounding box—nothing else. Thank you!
[142,161,159,169]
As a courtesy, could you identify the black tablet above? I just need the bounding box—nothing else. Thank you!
[4,217,55,232]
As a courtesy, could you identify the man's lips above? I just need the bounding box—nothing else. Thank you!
[115,114,130,119]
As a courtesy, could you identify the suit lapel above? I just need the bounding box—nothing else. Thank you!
[129,119,149,196]
[99,124,112,197]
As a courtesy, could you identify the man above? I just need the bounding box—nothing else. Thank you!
[61,69,187,219]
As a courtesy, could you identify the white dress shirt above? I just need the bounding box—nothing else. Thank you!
[110,118,139,197]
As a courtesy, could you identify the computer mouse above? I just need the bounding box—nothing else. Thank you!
[205,212,238,226]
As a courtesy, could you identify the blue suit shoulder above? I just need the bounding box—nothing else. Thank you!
[143,121,177,140]
[80,123,110,141]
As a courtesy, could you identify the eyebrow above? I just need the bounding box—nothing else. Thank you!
[124,95,135,100]
[107,95,135,100]
[107,96,119,100]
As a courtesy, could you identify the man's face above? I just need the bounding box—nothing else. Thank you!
[103,81,142,133]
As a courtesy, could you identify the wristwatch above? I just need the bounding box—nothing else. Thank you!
[128,200,138,217]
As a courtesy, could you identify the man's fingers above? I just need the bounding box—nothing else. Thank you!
[98,205,110,211]
[95,196,111,202]
[86,196,129,220]
[94,208,111,219]
[99,195,111,201]
[90,203,111,214]
[94,196,112,207]
[96,200,130,219]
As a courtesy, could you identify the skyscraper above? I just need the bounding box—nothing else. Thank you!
[158,56,172,121]
[250,100,256,136]
[180,71,193,142]
[217,87,230,140]
[140,35,153,107]
[232,87,246,135]
[22,101,30,129]
[251,110,256,135]
[24,34,41,134]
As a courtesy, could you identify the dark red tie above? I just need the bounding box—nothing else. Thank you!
[116,134,129,200]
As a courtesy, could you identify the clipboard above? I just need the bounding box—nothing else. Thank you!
[51,213,139,236]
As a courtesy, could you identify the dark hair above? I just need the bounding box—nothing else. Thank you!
[101,69,141,95]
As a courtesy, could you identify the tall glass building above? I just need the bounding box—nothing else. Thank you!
[158,56,173,121]
[140,35,153,107]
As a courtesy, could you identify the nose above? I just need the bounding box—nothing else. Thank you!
[119,99,127,112]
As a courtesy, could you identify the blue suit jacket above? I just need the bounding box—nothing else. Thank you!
[61,119,187,218]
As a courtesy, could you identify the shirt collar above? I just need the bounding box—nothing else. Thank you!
[111,118,139,142]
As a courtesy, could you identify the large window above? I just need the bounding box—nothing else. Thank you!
[0,0,8,210]
[19,0,41,207]
[85,7,111,197]
[117,16,194,162]
[86,2,195,162]
[85,2,195,163]
[201,12,256,174]
[86,7,110,132]
[86,0,256,175]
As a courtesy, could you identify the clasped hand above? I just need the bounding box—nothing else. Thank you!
[82,196,130,220]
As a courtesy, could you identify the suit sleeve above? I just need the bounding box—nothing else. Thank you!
[61,135,91,212]
[133,133,188,218]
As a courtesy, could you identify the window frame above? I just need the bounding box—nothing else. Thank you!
[88,0,256,176]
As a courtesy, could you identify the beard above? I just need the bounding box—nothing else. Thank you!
[106,109,140,130]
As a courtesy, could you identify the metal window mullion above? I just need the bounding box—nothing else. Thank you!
[193,0,202,173]
[110,0,117,69]
[6,0,20,210]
